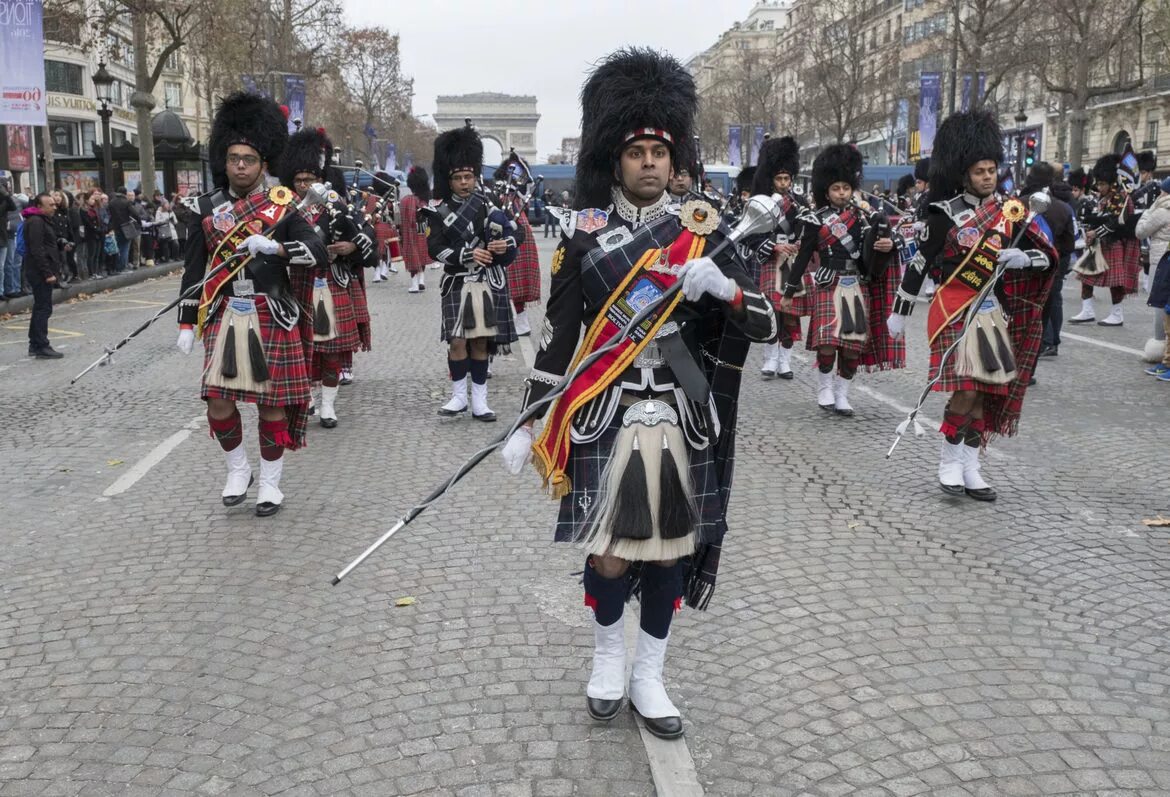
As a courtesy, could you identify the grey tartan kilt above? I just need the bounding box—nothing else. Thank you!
[439,275,517,346]
[554,404,723,548]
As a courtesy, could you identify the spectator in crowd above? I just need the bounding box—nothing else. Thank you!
[66,189,86,280]
[172,192,193,253]
[22,192,64,358]
[82,190,107,279]
[541,188,557,237]
[1020,162,1075,358]
[154,199,178,261]
[132,190,155,267]
[1137,176,1170,380]
[4,190,26,298]
[107,186,133,272]
[49,190,77,285]
[0,183,15,298]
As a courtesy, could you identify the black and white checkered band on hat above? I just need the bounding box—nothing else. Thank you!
[623,128,674,145]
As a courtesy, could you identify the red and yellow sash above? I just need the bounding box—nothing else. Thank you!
[196,186,293,335]
[532,230,706,498]
[926,208,1012,345]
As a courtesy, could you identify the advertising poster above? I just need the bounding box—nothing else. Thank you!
[0,0,47,125]
[727,125,742,167]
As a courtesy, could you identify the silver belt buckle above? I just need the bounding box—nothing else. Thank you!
[633,342,665,369]
[234,278,254,297]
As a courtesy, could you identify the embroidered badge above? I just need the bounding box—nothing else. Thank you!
[830,222,848,240]
[626,277,664,313]
[680,199,718,235]
[576,208,608,234]
[212,205,236,233]
[550,245,565,275]
[956,227,981,249]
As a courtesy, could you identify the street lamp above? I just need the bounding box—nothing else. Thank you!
[1013,101,1028,185]
[92,61,116,193]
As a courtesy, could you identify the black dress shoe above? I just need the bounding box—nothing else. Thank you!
[417,283,426,291]
[320,416,337,428]
[437,405,467,417]
[339,376,352,386]
[939,482,967,496]
[631,704,684,739]
[32,346,64,359]
[472,410,497,422]
[255,501,281,517]
[1039,345,1058,357]
[965,486,998,502]
[761,369,776,380]
[222,474,254,507]
[586,696,623,722]
[778,371,794,380]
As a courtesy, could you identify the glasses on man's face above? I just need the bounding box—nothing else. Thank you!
[227,154,260,167]
[293,177,316,186]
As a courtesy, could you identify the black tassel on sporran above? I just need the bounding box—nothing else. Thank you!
[220,324,238,379]
[481,291,496,325]
[462,291,477,332]
[314,299,330,336]
[610,436,653,540]
[247,322,270,382]
[657,437,696,540]
[853,295,868,329]
[976,326,1002,372]
[994,327,1016,373]
[838,297,856,335]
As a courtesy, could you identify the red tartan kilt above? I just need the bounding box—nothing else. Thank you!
[201,297,312,408]
[1078,239,1141,291]
[312,278,360,355]
[807,276,867,355]
[759,254,813,316]
[374,221,397,258]
[508,219,541,304]
[348,275,371,351]
[927,318,1011,396]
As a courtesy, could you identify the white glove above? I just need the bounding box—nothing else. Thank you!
[680,256,737,302]
[176,327,195,355]
[886,313,906,340]
[237,234,280,257]
[998,247,1031,269]
[500,426,534,475]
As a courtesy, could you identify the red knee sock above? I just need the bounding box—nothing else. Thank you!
[258,416,291,461]
[208,409,243,452]
[816,350,836,373]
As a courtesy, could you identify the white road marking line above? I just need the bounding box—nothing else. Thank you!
[624,614,705,797]
[517,335,536,368]
[100,415,204,499]
[1059,331,1144,357]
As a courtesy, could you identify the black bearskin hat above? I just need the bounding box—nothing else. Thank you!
[371,171,398,198]
[736,166,756,196]
[1137,150,1157,173]
[928,111,1003,201]
[751,135,800,195]
[1068,167,1088,190]
[810,143,862,206]
[575,47,697,209]
[209,91,289,190]
[406,166,431,201]
[896,173,916,197]
[1091,153,1120,186]
[914,157,931,181]
[493,151,531,185]
[279,127,328,188]
[432,122,483,202]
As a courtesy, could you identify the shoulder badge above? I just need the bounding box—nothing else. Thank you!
[268,185,293,206]
[576,208,609,234]
[550,244,566,276]
[680,199,718,235]
[1002,197,1026,223]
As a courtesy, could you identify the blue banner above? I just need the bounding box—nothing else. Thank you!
[891,98,910,164]
[918,72,941,157]
[0,0,47,125]
[960,72,987,112]
[385,143,397,172]
[750,125,765,166]
[282,75,305,135]
[728,125,742,167]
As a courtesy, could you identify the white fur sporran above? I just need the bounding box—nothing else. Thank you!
[204,298,270,394]
[1072,244,1109,276]
[311,276,337,342]
[831,275,869,342]
[955,298,1017,386]
[458,280,498,339]
[779,257,805,298]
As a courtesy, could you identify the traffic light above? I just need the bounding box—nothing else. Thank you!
[1024,134,1038,167]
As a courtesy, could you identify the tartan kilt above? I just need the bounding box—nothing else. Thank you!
[348,273,372,351]
[807,274,868,356]
[927,317,1012,396]
[440,273,517,350]
[508,216,542,304]
[201,296,311,449]
[1079,238,1142,292]
[759,253,813,316]
[374,220,397,259]
[400,197,431,275]
[553,405,722,548]
[311,276,360,356]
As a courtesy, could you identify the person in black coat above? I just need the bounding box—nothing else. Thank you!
[1021,162,1075,356]
[107,187,134,272]
[22,193,65,358]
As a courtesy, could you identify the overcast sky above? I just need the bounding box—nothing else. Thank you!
[343,0,757,163]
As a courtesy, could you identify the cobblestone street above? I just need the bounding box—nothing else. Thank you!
[1,234,1168,796]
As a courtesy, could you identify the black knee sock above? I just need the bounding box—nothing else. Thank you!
[468,357,489,385]
[583,558,628,626]
[639,561,683,640]
[448,357,470,381]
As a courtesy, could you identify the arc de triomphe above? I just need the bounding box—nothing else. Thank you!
[433,93,540,163]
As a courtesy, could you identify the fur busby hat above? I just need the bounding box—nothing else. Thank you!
[895,173,916,197]
[575,47,697,209]
[810,143,863,206]
[1068,167,1088,190]
[928,111,1003,201]
[493,151,531,185]
[736,166,756,196]
[432,122,483,202]
[1091,153,1121,186]
[914,157,931,181]
[278,127,329,188]
[751,135,800,195]
[406,166,431,201]
[371,171,398,198]
[209,91,289,189]
[1138,150,1157,173]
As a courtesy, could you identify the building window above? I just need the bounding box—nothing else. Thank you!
[164,81,182,110]
[81,122,97,157]
[49,121,78,156]
[110,80,123,107]
[165,51,180,71]
[45,60,84,95]
[113,129,128,146]
[1146,119,1159,149]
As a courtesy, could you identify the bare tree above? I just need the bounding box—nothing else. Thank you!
[332,27,413,165]
[943,0,1034,112]
[1035,0,1146,169]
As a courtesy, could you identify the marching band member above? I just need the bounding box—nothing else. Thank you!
[1069,154,1141,327]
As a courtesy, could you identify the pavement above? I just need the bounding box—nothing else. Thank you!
[1,232,1168,796]
[0,261,183,317]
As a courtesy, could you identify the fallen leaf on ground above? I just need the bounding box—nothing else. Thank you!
[847,522,860,529]
[1141,516,1170,527]
[106,459,124,466]
[393,597,416,607]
